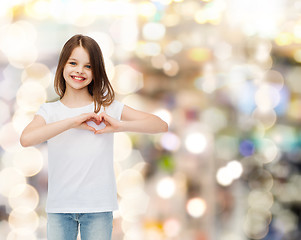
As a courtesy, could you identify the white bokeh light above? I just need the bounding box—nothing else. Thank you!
[186,197,207,218]
[156,177,176,199]
[185,132,207,154]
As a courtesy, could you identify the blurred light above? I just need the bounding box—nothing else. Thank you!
[227,0,282,37]
[9,184,39,211]
[201,107,227,133]
[7,230,37,240]
[151,54,166,69]
[117,169,144,198]
[194,9,207,24]
[12,108,35,134]
[111,64,143,95]
[186,197,206,218]
[258,138,279,164]
[165,40,183,56]
[0,21,38,68]
[0,122,22,152]
[50,0,96,27]
[143,22,166,41]
[114,132,133,162]
[0,168,26,197]
[267,124,297,151]
[110,18,138,51]
[274,209,298,234]
[21,63,52,88]
[173,0,199,18]
[153,108,172,126]
[87,1,136,17]
[123,225,143,240]
[286,67,301,93]
[253,42,271,63]
[162,13,180,27]
[227,160,243,179]
[198,63,217,93]
[152,0,172,5]
[16,82,47,112]
[248,169,274,191]
[216,166,233,186]
[138,1,156,18]
[288,98,301,120]
[137,42,161,57]
[214,42,232,61]
[163,218,181,237]
[185,132,207,154]
[160,132,181,152]
[25,0,51,20]
[156,177,176,199]
[13,147,43,177]
[243,209,271,239]
[118,191,150,221]
[294,23,301,39]
[8,208,39,235]
[293,49,301,63]
[187,48,211,62]
[239,140,255,157]
[163,60,179,76]
[0,3,13,26]
[121,94,146,112]
[263,70,284,90]
[1,65,23,101]
[87,32,115,58]
[221,232,241,240]
[227,67,255,112]
[248,190,274,210]
[252,108,277,129]
[215,135,239,160]
[275,32,293,46]
[255,84,280,111]
[103,57,115,81]
[194,4,222,25]
[0,99,10,125]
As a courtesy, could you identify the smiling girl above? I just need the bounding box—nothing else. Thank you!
[20,34,168,240]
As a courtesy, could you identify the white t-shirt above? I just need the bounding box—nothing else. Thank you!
[36,100,124,213]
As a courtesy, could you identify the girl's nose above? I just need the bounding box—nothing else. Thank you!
[76,66,84,74]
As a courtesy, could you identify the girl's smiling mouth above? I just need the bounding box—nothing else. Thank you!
[71,75,86,82]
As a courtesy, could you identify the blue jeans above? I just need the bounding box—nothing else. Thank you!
[47,212,113,240]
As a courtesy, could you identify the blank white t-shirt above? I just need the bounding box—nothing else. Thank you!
[36,100,124,213]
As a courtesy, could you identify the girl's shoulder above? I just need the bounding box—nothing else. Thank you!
[38,100,60,111]
[106,100,124,110]
[104,100,124,120]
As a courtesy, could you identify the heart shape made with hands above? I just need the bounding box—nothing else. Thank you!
[86,119,106,131]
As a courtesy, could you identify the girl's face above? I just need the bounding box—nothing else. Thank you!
[63,46,93,92]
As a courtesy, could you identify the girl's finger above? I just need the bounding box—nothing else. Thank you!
[95,126,111,134]
[82,122,96,132]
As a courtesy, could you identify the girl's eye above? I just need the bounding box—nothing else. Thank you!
[86,65,91,69]
[69,62,76,65]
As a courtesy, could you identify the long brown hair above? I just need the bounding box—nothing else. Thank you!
[54,34,115,113]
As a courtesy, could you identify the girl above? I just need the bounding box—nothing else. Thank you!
[20,34,168,240]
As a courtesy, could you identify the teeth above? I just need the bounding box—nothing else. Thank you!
[73,76,84,80]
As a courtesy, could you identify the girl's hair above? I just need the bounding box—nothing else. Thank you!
[54,34,115,113]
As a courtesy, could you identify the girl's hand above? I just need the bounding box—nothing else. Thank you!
[94,112,121,134]
[72,112,101,132]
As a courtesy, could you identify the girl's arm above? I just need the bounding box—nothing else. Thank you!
[20,112,100,147]
[95,105,168,134]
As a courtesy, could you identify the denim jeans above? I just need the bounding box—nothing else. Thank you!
[47,212,113,240]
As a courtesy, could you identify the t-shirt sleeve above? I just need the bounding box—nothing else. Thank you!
[35,103,49,123]
[107,100,124,121]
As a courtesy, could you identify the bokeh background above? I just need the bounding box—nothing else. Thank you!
[0,0,301,239]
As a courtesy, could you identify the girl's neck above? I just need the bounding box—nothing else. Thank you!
[60,88,93,108]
